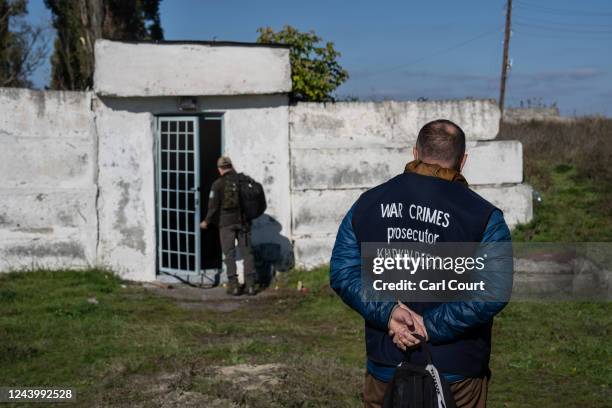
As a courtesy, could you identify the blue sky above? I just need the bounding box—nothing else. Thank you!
[26,0,612,116]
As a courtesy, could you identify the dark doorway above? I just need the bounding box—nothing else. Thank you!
[199,114,223,270]
[156,114,223,279]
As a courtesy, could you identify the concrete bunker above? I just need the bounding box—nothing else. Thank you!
[0,39,533,281]
[93,40,294,283]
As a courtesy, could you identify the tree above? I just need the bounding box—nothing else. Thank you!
[0,0,48,87]
[257,25,348,102]
[44,0,164,90]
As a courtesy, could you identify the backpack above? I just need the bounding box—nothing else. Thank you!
[237,173,267,221]
[222,174,241,210]
[383,335,456,408]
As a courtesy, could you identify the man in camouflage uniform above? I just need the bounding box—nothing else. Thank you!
[200,156,257,295]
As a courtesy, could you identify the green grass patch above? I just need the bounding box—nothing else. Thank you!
[498,118,612,242]
[0,269,610,406]
[512,163,612,241]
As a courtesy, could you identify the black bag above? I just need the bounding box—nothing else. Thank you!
[237,173,267,221]
[222,175,241,210]
[383,336,456,408]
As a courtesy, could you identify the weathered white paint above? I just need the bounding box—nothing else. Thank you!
[98,94,293,275]
[292,189,364,236]
[94,40,292,97]
[0,189,97,231]
[291,183,534,269]
[0,88,97,270]
[503,107,565,123]
[290,100,500,148]
[292,185,532,237]
[290,100,532,268]
[0,227,97,270]
[293,235,336,270]
[0,42,534,278]
[0,137,94,188]
[473,184,533,227]
[223,104,293,262]
[0,87,94,140]
[463,141,523,184]
[291,140,523,190]
[94,101,157,281]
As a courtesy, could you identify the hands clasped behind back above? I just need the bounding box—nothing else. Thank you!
[388,302,429,351]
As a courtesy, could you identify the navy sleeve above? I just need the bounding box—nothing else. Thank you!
[330,206,396,332]
[423,209,513,344]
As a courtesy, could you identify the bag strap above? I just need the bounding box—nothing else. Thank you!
[237,172,253,183]
[402,333,433,365]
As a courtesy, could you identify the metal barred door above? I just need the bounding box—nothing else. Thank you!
[156,116,200,275]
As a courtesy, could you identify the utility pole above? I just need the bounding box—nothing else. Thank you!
[499,0,513,117]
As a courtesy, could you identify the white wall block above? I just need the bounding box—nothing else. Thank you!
[97,94,294,272]
[221,99,291,238]
[0,47,533,279]
[0,188,96,230]
[0,88,93,140]
[0,88,97,271]
[290,184,533,268]
[95,103,157,281]
[0,188,98,270]
[293,235,336,269]
[0,137,94,189]
[290,99,500,148]
[462,140,523,185]
[0,227,97,271]
[94,40,292,97]
[291,141,523,190]
[473,184,534,228]
[292,189,366,236]
[292,184,532,236]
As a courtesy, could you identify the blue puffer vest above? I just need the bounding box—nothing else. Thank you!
[351,171,497,377]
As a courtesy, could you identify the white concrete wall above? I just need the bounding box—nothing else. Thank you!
[289,100,533,268]
[94,101,157,281]
[0,35,295,280]
[94,40,292,97]
[291,141,523,190]
[0,90,532,275]
[0,89,291,280]
[503,106,564,123]
[290,100,501,148]
[221,99,292,262]
[0,88,97,270]
[97,95,293,275]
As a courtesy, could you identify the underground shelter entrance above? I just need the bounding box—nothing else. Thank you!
[155,114,223,281]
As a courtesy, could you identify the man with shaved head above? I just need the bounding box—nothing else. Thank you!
[330,119,512,407]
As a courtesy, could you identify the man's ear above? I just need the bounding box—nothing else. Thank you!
[459,154,468,172]
[413,147,419,161]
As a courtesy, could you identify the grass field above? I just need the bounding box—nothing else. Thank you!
[1,119,611,406]
[498,118,612,242]
[1,268,611,407]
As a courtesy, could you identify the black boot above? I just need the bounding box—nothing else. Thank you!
[226,281,242,296]
[244,278,258,296]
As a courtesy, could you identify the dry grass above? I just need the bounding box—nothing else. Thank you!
[498,118,612,241]
[498,118,612,188]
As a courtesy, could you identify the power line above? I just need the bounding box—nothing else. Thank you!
[514,22,612,35]
[513,28,612,41]
[513,15,612,28]
[514,0,612,17]
[355,28,500,78]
